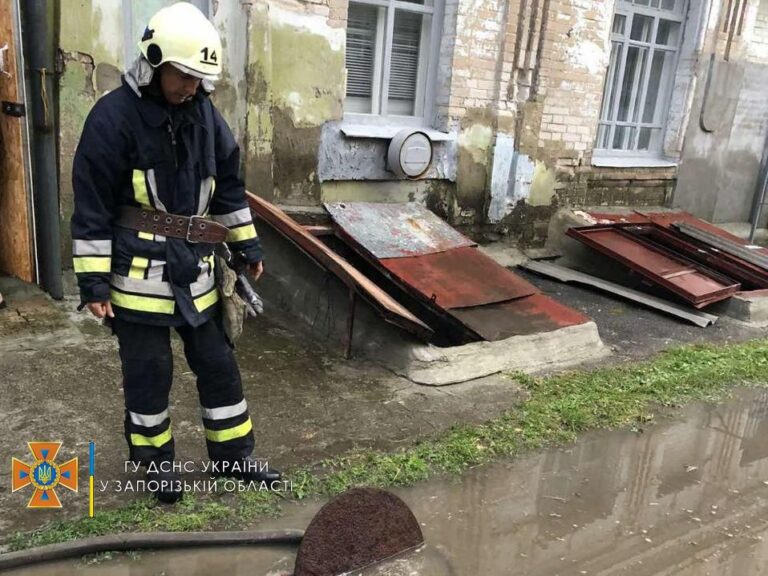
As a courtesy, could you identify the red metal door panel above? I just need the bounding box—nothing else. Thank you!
[637,224,768,289]
[641,211,767,248]
[325,201,591,341]
[379,246,538,310]
[450,294,590,341]
[567,226,740,307]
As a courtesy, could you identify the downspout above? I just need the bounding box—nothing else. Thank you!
[20,0,62,299]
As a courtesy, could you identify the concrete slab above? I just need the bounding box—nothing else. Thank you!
[715,290,768,327]
[477,243,528,268]
[383,321,608,386]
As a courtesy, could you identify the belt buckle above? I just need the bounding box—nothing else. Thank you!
[186,215,204,243]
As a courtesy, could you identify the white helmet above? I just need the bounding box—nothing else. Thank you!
[138,2,222,81]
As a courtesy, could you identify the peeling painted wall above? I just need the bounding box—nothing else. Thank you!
[317,122,456,182]
[58,0,248,267]
[58,0,125,266]
[53,0,768,270]
[267,5,345,204]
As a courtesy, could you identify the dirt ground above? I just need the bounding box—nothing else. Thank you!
[1,271,764,540]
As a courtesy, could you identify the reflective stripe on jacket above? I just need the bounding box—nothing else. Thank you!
[71,79,262,327]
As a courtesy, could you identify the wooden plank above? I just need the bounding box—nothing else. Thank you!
[302,225,334,237]
[0,0,33,281]
[246,192,433,340]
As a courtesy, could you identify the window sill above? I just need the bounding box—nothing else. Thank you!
[340,122,454,142]
[591,156,679,169]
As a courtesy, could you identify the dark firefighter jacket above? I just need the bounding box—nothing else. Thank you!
[71,78,262,327]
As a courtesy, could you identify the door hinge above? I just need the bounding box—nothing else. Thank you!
[2,101,25,117]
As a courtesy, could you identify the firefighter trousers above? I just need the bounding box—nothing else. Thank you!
[112,315,255,467]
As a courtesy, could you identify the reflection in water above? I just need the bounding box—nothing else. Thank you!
[8,389,768,576]
[368,388,768,576]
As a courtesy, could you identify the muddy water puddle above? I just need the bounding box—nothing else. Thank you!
[8,388,768,575]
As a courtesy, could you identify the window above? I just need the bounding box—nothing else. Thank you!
[596,0,686,156]
[344,0,442,123]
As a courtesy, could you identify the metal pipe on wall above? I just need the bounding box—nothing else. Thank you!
[20,0,62,299]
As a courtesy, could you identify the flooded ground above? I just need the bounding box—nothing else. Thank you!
[7,387,768,575]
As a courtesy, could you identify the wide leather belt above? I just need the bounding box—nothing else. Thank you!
[116,206,229,244]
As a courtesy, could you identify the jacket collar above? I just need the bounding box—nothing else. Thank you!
[122,77,207,129]
[123,55,210,128]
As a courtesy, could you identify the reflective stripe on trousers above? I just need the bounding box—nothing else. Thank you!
[112,315,254,467]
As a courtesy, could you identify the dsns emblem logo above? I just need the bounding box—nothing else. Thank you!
[12,442,78,508]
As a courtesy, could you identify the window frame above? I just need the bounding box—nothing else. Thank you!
[594,0,688,159]
[343,0,445,129]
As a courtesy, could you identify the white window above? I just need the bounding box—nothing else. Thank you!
[596,0,687,156]
[344,0,442,125]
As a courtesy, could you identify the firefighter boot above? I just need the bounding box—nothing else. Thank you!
[213,457,282,485]
[146,468,184,504]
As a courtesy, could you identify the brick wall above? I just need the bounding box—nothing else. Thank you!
[284,0,764,234]
[747,0,768,64]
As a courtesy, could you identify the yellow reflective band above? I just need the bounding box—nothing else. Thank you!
[129,257,149,279]
[73,256,111,273]
[132,170,150,207]
[194,288,219,312]
[138,231,154,240]
[227,224,258,243]
[205,418,252,443]
[130,427,173,448]
[111,290,175,314]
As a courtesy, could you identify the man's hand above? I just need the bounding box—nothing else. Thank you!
[248,260,264,282]
[87,301,115,319]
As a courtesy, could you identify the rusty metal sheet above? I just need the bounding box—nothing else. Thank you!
[674,222,768,269]
[639,210,754,242]
[635,211,768,257]
[522,260,719,327]
[586,211,650,224]
[246,193,433,340]
[567,226,740,307]
[632,223,768,290]
[584,211,768,288]
[450,294,590,341]
[324,201,591,341]
[324,202,476,259]
[379,246,537,309]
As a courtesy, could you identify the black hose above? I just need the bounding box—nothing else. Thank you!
[0,530,305,571]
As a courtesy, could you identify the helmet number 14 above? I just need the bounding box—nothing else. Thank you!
[200,47,217,64]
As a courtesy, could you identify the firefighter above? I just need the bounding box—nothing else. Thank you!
[71,2,281,503]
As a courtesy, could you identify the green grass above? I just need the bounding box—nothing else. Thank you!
[8,339,768,552]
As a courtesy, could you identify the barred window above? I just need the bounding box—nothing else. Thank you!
[596,0,687,155]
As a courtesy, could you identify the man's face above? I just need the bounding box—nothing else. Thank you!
[159,63,202,105]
